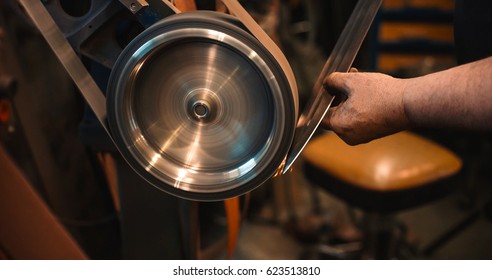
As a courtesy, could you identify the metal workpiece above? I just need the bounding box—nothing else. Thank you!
[107,11,296,200]
[283,0,383,173]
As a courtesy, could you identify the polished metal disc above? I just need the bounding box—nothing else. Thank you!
[107,11,296,200]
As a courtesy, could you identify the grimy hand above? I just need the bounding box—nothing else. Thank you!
[321,72,411,145]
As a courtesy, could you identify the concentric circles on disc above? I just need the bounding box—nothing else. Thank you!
[107,11,296,200]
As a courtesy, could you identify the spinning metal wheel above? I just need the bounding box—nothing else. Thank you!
[107,12,297,200]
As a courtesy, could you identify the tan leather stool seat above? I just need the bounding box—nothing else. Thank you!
[302,131,462,212]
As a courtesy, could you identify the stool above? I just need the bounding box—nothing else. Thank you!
[302,131,462,259]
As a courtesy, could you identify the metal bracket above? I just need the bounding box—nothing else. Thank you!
[118,0,149,14]
[43,0,122,51]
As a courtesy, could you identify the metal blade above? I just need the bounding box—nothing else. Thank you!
[283,0,382,173]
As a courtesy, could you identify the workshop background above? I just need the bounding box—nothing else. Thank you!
[1,0,491,260]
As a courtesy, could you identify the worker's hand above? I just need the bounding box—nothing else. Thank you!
[321,72,411,145]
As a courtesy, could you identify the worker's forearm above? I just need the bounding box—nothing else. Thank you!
[403,56,492,130]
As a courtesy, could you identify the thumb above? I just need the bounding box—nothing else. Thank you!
[324,73,349,106]
[323,72,350,101]
[323,72,345,91]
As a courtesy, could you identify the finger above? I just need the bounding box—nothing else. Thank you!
[324,73,349,106]
[323,72,349,97]
[323,72,345,89]
[349,67,358,73]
